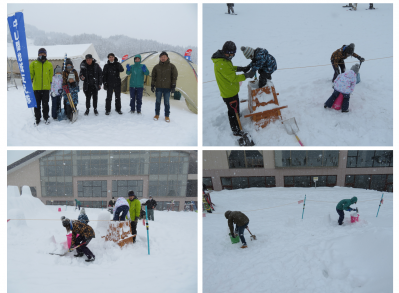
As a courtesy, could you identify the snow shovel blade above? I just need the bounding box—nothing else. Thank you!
[71,111,78,123]
[282,117,299,135]
[238,132,255,146]
[250,235,257,241]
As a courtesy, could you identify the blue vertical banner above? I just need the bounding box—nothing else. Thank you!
[7,11,37,108]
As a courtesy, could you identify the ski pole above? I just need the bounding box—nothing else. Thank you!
[145,205,150,255]
[302,195,306,219]
[376,193,384,217]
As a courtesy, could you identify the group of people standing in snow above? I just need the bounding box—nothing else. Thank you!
[30,49,178,125]
[213,41,365,136]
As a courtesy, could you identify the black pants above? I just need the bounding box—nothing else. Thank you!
[33,90,50,122]
[106,85,121,112]
[84,85,98,110]
[223,94,240,134]
[227,4,234,13]
[131,220,138,243]
[258,70,272,88]
[332,62,346,82]
[336,208,345,225]
[75,235,95,259]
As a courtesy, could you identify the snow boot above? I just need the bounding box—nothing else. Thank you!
[130,110,135,114]
[153,115,159,121]
[165,117,170,123]
[94,109,99,116]
[137,111,141,115]
[240,244,248,249]
[74,252,84,257]
[105,111,110,116]
[116,109,123,115]
[85,256,95,262]
[84,109,89,116]
[44,119,50,125]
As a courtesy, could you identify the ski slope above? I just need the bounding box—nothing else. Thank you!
[7,186,197,293]
[203,4,393,146]
[7,79,197,146]
[203,187,392,293]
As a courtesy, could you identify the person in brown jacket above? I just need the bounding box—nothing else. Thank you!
[62,59,79,85]
[151,51,178,123]
[330,43,364,82]
[61,216,96,262]
[225,210,249,248]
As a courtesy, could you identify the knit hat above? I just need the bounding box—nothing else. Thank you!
[345,43,355,55]
[85,54,93,59]
[65,58,73,66]
[159,51,168,58]
[107,53,115,58]
[241,46,255,59]
[61,216,70,228]
[80,208,86,215]
[54,65,62,74]
[351,63,360,75]
[68,73,75,81]
[38,48,47,55]
[128,190,135,197]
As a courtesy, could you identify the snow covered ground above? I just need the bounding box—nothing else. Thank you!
[203,4,393,146]
[203,187,392,293]
[7,186,197,293]
[7,79,197,146]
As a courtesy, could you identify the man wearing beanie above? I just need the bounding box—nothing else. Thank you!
[102,53,124,115]
[330,43,365,82]
[211,41,254,136]
[29,48,53,125]
[240,46,277,88]
[151,51,178,122]
[126,190,141,243]
[324,63,360,112]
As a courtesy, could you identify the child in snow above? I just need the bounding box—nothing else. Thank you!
[50,65,63,120]
[126,54,149,114]
[113,197,131,221]
[336,197,358,225]
[61,216,95,262]
[240,46,277,88]
[324,63,360,113]
[62,72,80,121]
[225,210,249,249]
[330,43,364,82]
[78,208,89,225]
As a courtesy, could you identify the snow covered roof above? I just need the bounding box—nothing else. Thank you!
[7,151,50,173]
[7,43,100,61]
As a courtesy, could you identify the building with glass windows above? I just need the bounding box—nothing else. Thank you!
[203,150,393,192]
[8,150,198,211]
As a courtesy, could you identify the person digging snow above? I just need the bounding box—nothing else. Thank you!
[113,197,131,221]
[240,46,277,88]
[324,63,360,112]
[225,210,249,248]
[212,41,255,136]
[78,208,89,225]
[330,43,364,82]
[61,216,96,262]
[336,196,358,225]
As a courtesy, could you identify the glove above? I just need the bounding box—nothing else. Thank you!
[359,57,365,62]
[50,92,55,98]
[237,65,250,73]
[244,70,256,79]
[68,248,74,252]
[151,85,155,93]
[126,64,131,71]
[171,85,176,94]
[103,83,108,91]
[141,65,147,73]
[346,208,352,212]
[135,217,139,221]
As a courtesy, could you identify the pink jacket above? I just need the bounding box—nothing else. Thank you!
[333,70,356,94]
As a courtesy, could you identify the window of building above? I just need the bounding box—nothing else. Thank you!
[78,180,107,198]
[46,200,74,206]
[275,151,339,168]
[346,151,393,168]
[345,174,393,192]
[227,151,264,169]
[155,201,180,211]
[284,176,337,187]
[79,201,108,208]
[203,177,213,190]
[30,187,37,197]
[112,180,143,198]
[221,176,276,189]
[186,180,197,197]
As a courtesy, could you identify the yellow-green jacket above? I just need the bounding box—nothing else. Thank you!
[29,59,53,90]
[126,198,141,220]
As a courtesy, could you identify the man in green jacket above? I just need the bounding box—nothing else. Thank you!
[336,196,358,225]
[75,199,81,211]
[127,190,141,243]
[126,54,149,114]
[151,51,178,122]
[225,210,250,249]
[29,48,53,125]
[212,41,254,136]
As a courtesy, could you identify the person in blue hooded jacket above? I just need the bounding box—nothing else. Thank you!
[336,196,358,225]
[125,54,150,114]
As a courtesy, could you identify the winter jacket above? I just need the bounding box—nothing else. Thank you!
[331,45,362,67]
[70,220,95,247]
[144,199,157,210]
[79,59,103,91]
[212,49,246,98]
[62,82,79,106]
[50,74,63,97]
[333,70,357,94]
[113,197,131,220]
[108,199,115,207]
[126,198,141,220]
[225,211,249,236]
[62,69,79,86]
[151,58,178,89]
[102,57,124,88]
[75,199,81,205]
[78,214,89,225]
[29,59,53,90]
[248,48,277,74]
[126,54,150,88]
[336,197,358,211]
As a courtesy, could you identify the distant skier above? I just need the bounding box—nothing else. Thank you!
[78,208,89,225]
[324,63,360,112]
[61,216,96,262]
[102,53,124,115]
[330,43,364,82]
[62,72,79,121]
[74,199,81,211]
[212,41,255,136]
[113,197,131,221]
[240,46,277,88]
[50,65,63,120]
[336,196,358,225]
[227,3,234,14]
[225,210,249,248]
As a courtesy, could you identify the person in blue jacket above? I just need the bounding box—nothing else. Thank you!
[125,54,150,114]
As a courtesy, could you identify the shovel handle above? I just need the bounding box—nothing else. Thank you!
[229,100,238,113]
[295,135,304,146]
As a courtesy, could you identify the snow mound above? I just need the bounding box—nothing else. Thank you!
[7,185,20,198]
[7,209,27,229]
[96,211,111,235]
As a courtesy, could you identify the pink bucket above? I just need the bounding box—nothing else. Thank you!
[332,93,344,110]
[66,233,79,249]
[58,208,61,212]
[350,214,359,223]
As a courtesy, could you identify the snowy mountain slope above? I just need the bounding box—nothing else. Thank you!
[203,187,392,293]
[203,4,393,146]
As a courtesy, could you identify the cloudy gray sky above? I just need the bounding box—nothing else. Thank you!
[7,3,197,47]
[8,150,35,166]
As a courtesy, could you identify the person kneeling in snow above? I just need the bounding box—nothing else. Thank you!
[78,208,89,225]
[113,197,131,221]
[61,216,96,262]
[324,63,360,113]
[225,210,249,249]
[336,196,358,225]
[240,46,277,88]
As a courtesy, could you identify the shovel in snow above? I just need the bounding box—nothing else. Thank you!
[282,117,304,146]
[229,100,255,146]
[49,242,86,256]
[246,227,257,240]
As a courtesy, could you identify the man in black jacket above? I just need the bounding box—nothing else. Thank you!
[80,54,102,116]
[102,53,124,115]
[145,196,157,221]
